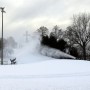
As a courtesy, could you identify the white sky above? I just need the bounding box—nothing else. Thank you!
[0,0,90,41]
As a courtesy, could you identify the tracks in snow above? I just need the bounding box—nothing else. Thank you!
[0,72,90,79]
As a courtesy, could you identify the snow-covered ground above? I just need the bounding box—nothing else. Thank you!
[0,34,90,90]
[1,60,90,90]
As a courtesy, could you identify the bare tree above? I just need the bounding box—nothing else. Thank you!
[37,26,49,37]
[66,13,90,60]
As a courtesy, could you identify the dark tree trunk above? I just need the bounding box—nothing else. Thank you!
[83,42,86,60]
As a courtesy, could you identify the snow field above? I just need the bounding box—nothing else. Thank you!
[0,60,90,90]
[0,33,90,90]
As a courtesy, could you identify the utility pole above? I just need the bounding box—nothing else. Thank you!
[24,31,30,43]
[0,7,5,65]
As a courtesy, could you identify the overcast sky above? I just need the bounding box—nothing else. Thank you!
[0,0,90,41]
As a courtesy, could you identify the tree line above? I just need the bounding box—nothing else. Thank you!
[37,13,90,60]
